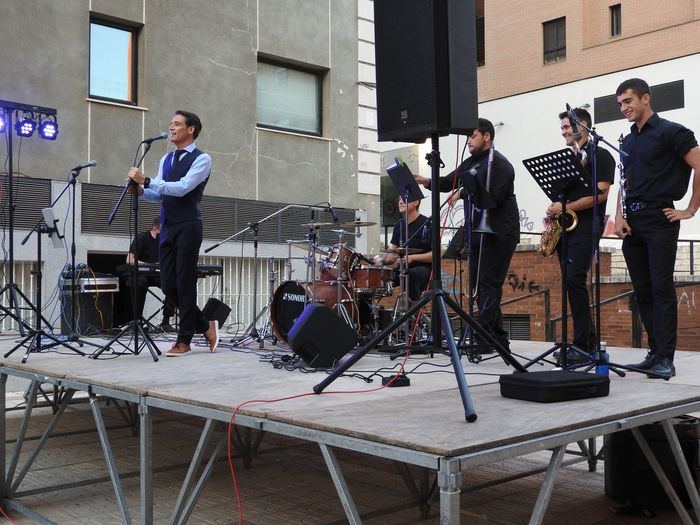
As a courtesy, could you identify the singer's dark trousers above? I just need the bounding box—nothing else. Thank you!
[470,235,517,348]
[160,220,209,345]
[622,207,679,361]
[556,233,595,351]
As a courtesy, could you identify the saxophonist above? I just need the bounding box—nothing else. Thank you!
[414,118,519,352]
[547,107,615,363]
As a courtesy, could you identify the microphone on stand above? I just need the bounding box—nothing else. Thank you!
[566,103,582,142]
[325,205,339,223]
[141,131,168,144]
[70,160,97,175]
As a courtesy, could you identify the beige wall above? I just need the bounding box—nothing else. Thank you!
[478,0,700,101]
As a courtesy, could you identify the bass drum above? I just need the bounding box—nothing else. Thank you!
[270,281,359,343]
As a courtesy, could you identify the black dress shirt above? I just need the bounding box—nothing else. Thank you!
[390,213,432,269]
[621,113,697,203]
[129,231,159,264]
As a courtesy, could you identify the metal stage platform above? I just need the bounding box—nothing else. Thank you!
[1,338,700,524]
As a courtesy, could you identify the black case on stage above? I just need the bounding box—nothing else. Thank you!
[499,370,609,403]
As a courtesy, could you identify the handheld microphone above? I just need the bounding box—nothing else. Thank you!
[70,160,97,173]
[566,103,582,142]
[141,131,168,144]
[325,205,339,223]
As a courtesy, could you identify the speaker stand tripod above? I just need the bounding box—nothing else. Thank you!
[314,134,526,422]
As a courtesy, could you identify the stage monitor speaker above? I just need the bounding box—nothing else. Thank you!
[373,0,479,143]
[287,303,358,368]
[203,298,231,327]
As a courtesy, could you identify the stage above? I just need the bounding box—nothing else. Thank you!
[1,336,700,524]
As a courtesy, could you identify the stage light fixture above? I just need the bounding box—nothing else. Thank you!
[15,114,37,138]
[0,112,6,134]
[38,116,59,140]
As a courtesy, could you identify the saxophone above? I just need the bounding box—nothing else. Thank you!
[538,209,578,258]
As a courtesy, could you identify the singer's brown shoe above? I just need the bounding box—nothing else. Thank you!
[166,342,191,357]
[203,320,220,353]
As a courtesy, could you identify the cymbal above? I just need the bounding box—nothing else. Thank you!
[380,247,422,255]
[301,222,336,228]
[338,220,377,228]
[287,240,329,256]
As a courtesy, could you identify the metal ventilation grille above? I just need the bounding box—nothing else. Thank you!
[80,182,357,244]
[82,183,160,236]
[504,314,531,340]
[0,176,51,230]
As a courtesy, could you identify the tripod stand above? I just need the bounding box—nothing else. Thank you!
[4,209,85,362]
[314,134,527,422]
[92,140,161,361]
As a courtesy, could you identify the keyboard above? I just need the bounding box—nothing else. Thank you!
[115,263,223,279]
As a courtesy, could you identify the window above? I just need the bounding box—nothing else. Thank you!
[89,19,138,104]
[610,4,622,37]
[475,0,485,67]
[256,61,321,135]
[543,17,566,64]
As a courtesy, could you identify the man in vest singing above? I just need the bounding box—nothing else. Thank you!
[127,110,219,356]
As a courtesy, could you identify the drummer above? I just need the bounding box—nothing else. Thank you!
[374,196,432,301]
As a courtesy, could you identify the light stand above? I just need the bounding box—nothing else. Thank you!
[92,140,161,361]
[0,100,58,335]
[315,134,527,423]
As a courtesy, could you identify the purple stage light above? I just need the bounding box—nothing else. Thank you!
[0,113,6,133]
[39,118,58,140]
[15,117,36,138]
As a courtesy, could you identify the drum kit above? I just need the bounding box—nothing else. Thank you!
[269,219,423,347]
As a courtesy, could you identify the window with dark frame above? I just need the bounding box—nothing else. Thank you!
[256,60,322,136]
[543,17,566,64]
[610,4,622,37]
[89,18,139,104]
[475,0,485,67]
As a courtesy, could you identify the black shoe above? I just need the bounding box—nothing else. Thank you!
[561,348,591,366]
[646,358,675,380]
[159,323,176,333]
[626,351,656,370]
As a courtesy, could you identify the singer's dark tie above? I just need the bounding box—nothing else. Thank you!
[172,149,185,169]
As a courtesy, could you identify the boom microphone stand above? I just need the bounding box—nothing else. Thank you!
[315,134,527,423]
[92,139,162,361]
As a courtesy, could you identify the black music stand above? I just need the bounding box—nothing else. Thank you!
[314,134,528,423]
[522,148,591,368]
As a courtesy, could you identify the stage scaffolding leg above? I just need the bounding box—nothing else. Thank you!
[319,443,362,525]
[529,445,566,525]
[6,381,40,485]
[139,398,153,525]
[661,419,700,522]
[176,435,226,525]
[438,458,461,524]
[631,426,695,525]
[90,392,132,524]
[169,418,217,525]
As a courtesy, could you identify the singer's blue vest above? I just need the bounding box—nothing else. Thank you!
[160,148,209,224]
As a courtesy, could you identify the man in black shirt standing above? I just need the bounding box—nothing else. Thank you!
[375,196,432,301]
[415,118,519,352]
[126,217,176,331]
[547,108,615,362]
[615,78,700,379]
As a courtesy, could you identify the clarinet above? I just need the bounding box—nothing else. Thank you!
[617,133,627,219]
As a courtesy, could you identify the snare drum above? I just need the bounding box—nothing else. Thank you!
[320,243,359,281]
[270,280,358,343]
[353,266,394,295]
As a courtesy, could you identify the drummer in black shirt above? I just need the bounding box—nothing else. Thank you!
[546,107,615,362]
[615,77,700,379]
[375,196,432,301]
[126,218,177,331]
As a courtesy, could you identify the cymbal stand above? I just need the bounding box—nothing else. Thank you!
[329,228,355,328]
[253,257,278,347]
[387,251,409,352]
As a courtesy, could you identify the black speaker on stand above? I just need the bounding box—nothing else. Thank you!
[374,0,479,143]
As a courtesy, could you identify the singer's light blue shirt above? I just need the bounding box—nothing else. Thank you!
[141,142,212,201]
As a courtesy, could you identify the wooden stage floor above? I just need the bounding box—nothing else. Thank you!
[1,334,699,524]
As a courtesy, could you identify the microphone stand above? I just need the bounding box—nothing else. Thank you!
[92,140,161,361]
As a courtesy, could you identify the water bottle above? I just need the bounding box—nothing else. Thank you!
[595,341,609,376]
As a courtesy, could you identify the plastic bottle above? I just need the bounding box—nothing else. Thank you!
[595,341,609,376]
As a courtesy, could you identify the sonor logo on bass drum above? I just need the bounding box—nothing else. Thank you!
[283,293,306,303]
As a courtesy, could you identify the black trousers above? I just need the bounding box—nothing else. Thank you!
[392,264,431,301]
[127,275,177,323]
[160,220,209,344]
[469,235,517,347]
[556,233,595,351]
[622,207,679,361]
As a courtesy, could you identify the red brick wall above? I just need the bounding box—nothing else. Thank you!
[440,249,700,351]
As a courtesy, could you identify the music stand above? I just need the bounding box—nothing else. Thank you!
[522,148,591,368]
